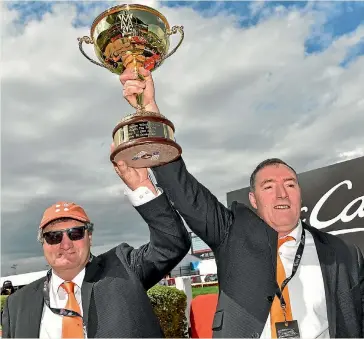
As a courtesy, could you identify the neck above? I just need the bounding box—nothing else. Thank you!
[278,230,293,238]
[53,266,84,281]
[52,254,90,281]
[277,221,300,238]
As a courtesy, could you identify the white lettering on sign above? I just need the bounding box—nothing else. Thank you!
[301,180,364,230]
[301,206,308,223]
[328,228,364,236]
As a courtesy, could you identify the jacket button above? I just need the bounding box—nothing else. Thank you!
[267,296,274,302]
[251,333,260,338]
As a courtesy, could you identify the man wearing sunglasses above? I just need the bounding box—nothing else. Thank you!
[1,192,191,337]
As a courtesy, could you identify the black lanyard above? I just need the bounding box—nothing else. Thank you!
[42,254,94,318]
[274,228,305,322]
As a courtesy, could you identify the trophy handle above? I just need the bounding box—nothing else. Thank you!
[77,36,108,69]
[163,25,185,61]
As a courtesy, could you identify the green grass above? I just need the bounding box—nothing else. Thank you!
[0,295,7,330]
[192,285,219,298]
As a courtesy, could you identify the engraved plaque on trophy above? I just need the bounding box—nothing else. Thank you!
[78,4,184,167]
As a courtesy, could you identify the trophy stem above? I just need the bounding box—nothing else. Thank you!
[124,53,146,113]
[131,54,143,112]
[136,92,144,112]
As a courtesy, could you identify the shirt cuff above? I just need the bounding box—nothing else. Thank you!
[124,185,163,207]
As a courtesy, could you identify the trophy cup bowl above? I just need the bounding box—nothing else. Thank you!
[78,4,184,168]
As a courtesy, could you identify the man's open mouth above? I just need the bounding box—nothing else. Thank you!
[274,205,290,209]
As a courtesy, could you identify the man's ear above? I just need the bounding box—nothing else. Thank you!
[249,191,258,209]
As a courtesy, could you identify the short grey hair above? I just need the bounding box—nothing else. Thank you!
[37,217,94,244]
[249,158,298,192]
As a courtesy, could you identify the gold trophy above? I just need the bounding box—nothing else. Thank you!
[78,4,184,167]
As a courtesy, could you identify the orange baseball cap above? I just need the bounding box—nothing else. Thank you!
[39,201,90,229]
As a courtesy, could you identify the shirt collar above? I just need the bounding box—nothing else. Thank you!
[278,219,302,246]
[51,267,86,292]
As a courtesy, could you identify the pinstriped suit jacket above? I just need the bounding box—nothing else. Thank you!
[152,157,364,338]
[1,193,191,338]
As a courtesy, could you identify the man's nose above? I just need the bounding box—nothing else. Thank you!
[60,232,74,249]
[276,185,288,199]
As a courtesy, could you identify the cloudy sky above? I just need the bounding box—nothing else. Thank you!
[1,0,363,276]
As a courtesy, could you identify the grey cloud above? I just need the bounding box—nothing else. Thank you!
[2,2,363,276]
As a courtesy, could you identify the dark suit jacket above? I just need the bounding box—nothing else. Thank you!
[152,157,364,338]
[1,193,191,338]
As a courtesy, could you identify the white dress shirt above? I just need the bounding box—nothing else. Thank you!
[39,269,86,339]
[124,185,162,206]
[124,186,330,338]
[260,221,329,338]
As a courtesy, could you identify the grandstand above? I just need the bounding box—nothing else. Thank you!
[0,270,48,290]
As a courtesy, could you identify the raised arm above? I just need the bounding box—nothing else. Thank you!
[118,67,234,251]
[110,143,190,289]
[119,192,191,290]
[151,157,233,251]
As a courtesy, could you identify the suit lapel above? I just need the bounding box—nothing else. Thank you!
[81,255,102,331]
[305,224,337,338]
[26,278,46,337]
[245,206,278,281]
[265,222,278,282]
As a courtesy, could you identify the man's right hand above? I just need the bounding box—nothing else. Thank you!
[119,65,160,113]
[110,142,157,196]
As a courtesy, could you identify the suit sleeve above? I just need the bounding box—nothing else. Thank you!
[356,245,364,336]
[151,157,233,250]
[1,296,11,338]
[119,192,191,290]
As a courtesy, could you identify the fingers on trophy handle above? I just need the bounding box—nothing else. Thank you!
[125,56,146,112]
[135,70,145,111]
[77,36,107,69]
[163,25,184,61]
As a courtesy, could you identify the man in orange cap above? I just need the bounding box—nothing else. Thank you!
[36,202,94,283]
[2,181,191,337]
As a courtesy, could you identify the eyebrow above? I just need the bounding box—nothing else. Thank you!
[260,177,297,187]
[260,179,274,186]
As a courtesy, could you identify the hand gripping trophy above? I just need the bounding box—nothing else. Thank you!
[78,4,184,167]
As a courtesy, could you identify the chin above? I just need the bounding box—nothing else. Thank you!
[54,258,79,268]
[276,222,298,232]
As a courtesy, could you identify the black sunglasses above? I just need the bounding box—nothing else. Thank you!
[43,225,90,245]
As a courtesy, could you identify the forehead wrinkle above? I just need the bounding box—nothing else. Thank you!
[258,165,297,183]
[284,177,297,183]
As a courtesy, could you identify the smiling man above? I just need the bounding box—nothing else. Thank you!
[1,196,191,338]
[248,159,302,238]
[115,67,364,338]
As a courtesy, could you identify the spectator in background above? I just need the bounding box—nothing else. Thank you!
[1,281,14,296]
[158,276,169,286]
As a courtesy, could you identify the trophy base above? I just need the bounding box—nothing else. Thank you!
[110,112,182,168]
[111,139,181,168]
